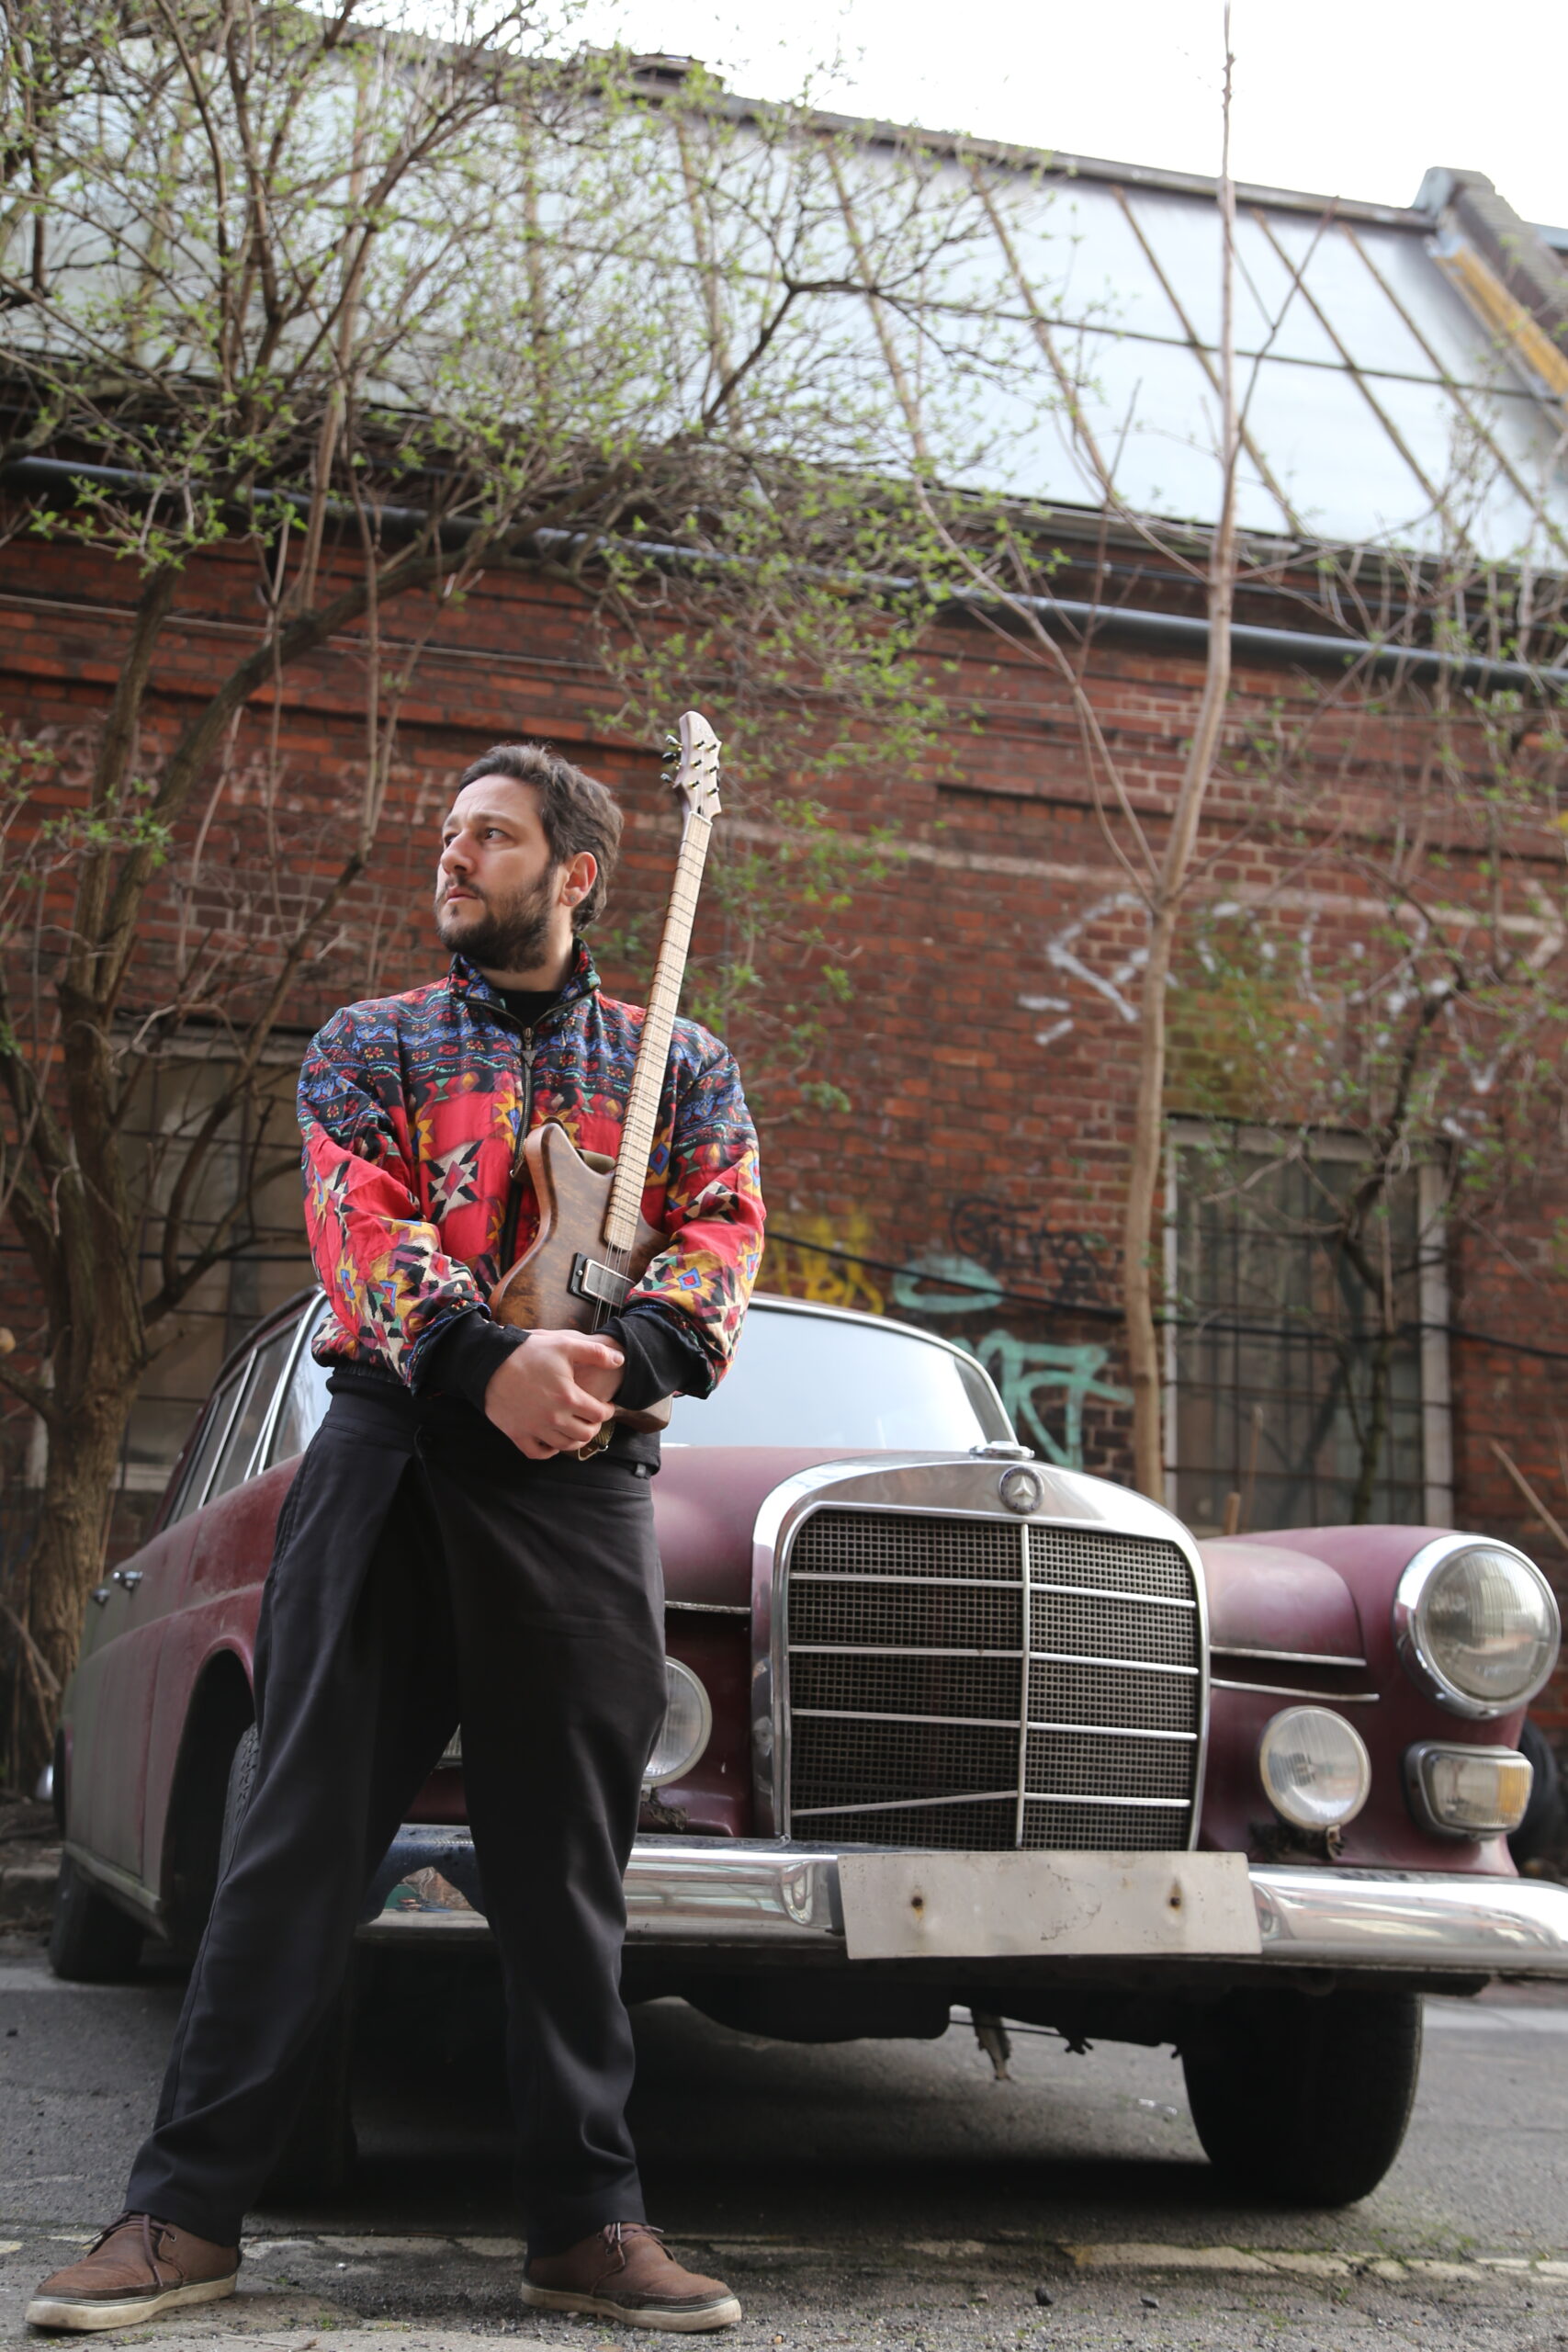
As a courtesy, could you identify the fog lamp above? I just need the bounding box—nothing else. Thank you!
[1258,1707,1371,1831]
[645,1659,712,1787]
[1394,1538,1560,1719]
[1405,1742,1533,1839]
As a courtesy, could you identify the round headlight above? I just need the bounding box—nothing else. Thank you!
[644,1659,712,1788]
[1394,1539,1560,1719]
[1258,1707,1372,1830]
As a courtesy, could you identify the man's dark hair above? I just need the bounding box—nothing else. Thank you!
[456,741,622,930]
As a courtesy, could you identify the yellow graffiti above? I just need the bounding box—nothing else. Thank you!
[761,1213,886,1317]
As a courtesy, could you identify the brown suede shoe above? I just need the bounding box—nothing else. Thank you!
[26,2212,240,2333]
[521,2222,740,2333]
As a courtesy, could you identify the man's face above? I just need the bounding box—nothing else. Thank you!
[434,775,565,973]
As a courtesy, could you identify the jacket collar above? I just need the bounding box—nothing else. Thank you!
[447,939,599,1020]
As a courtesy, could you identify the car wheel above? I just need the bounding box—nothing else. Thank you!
[1181,1986,1422,2204]
[218,1725,358,2201]
[217,1723,260,1880]
[48,1854,144,1983]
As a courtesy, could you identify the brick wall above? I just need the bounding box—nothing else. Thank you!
[6,527,1568,1736]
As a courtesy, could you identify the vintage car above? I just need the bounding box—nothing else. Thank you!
[49,1289,1568,2207]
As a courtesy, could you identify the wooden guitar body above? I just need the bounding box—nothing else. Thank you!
[489,1122,671,1433]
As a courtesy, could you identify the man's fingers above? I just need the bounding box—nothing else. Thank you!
[558,1335,625,1369]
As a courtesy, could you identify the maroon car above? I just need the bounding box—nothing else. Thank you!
[51,1290,1568,2205]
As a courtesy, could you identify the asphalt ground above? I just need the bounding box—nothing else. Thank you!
[2,1932,1567,2351]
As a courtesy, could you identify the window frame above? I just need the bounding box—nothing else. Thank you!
[1162,1117,1453,1530]
[164,1297,319,1527]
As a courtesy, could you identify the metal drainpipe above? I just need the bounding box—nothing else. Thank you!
[3,453,1565,696]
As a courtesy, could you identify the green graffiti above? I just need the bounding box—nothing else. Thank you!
[890,1251,1132,1471]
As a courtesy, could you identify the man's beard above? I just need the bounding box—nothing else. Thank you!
[434,868,558,971]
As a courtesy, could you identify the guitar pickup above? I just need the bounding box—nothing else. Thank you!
[570,1253,632,1310]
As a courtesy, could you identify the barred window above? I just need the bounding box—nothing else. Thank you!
[1165,1121,1452,1537]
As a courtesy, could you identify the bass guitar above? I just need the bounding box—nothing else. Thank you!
[487,709,722,1443]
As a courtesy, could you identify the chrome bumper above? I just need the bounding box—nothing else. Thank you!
[359,1830,1568,1977]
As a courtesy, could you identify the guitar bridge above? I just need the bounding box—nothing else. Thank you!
[570,1253,632,1311]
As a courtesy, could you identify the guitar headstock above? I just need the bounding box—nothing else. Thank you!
[671,709,722,824]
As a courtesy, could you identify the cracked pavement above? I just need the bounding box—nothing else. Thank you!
[3,1936,1567,2350]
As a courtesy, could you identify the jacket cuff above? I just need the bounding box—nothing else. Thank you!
[416,1308,530,1412]
[602,1305,713,1410]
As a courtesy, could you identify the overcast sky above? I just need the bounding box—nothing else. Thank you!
[576,0,1567,228]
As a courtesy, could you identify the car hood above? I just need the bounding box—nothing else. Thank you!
[1198,1535,1366,1660]
[652,1447,866,1607]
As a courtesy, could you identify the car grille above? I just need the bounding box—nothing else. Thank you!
[783,1509,1201,1849]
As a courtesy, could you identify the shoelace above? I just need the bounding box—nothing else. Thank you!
[89,2212,175,2285]
[601,2222,668,2273]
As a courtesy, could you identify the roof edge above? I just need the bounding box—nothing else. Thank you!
[643,77,1437,230]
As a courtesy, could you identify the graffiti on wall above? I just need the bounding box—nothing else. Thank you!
[888,1252,1131,1470]
[763,1214,886,1317]
[947,1194,1112,1311]
[761,1200,1130,1472]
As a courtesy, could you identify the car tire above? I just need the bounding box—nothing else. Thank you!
[218,1725,358,2202]
[216,1722,260,1881]
[1182,1986,1422,2204]
[48,1854,144,1983]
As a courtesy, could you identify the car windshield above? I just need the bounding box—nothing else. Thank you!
[198,1298,1012,1479]
[663,1306,1013,1450]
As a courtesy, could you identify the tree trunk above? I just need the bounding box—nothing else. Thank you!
[1349,1324,1393,1524]
[1124,905,1179,1501]
[28,1369,141,1737]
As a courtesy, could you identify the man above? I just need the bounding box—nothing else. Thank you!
[29,742,763,2335]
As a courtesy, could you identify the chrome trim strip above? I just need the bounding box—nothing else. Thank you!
[792,1789,1190,1817]
[786,1643,1198,1674]
[666,1600,750,1616]
[788,1569,1196,1610]
[1393,1533,1562,1721]
[790,1707,1197,1742]
[1013,1518,1032,1845]
[1213,1645,1368,1668]
[355,1832,1568,1975]
[789,1642,1019,1660]
[1030,1650,1199,1676]
[1213,1678,1381,1703]
[1026,1720,1197,1742]
[792,1789,1021,1817]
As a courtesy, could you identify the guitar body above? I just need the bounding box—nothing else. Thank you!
[489,1122,671,1434]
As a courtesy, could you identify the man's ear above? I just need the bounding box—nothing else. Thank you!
[559,850,598,910]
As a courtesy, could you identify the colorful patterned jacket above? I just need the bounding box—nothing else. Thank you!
[298,944,763,1400]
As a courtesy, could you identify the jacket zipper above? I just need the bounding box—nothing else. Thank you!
[498,1027,537,1270]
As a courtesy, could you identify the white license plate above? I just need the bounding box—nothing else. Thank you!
[838,1849,1261,1961]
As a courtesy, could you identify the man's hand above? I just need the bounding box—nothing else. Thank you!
[483,1331,624,1459]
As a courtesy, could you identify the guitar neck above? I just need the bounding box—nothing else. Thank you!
[604,808,714,1251]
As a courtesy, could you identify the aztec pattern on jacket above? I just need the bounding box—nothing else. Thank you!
[299,945,764,1389]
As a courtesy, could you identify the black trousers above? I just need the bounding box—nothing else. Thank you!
[125,1385,667,2254]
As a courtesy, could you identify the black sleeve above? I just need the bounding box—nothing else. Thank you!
[414,1306,530,1412]
[417,1300,709,1416]
[602,1304,715,1410]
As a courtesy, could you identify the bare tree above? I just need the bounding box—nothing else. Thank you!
[1169,555,1568,1521]
[0,0,1018,1760]
[866,10,1247,1499]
